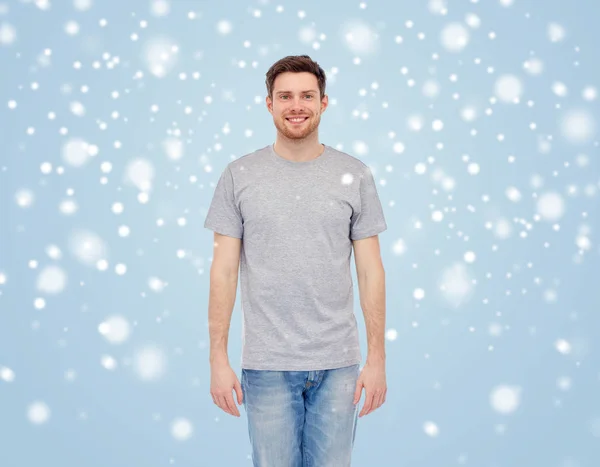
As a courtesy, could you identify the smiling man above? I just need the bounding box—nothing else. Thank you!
[204,55,388,467]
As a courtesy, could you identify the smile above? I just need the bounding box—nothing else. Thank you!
[286,117,308,124]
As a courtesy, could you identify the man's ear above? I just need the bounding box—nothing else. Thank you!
[265,96,273,115]
[320,94,328,113]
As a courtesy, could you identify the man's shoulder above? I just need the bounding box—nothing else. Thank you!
[226,145,271,171]
[324,145,368,169]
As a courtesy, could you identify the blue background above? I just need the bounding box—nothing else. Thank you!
[1,0,599,465]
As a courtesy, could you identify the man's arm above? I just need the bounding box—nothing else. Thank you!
[208,232,242,365]
[353,235,386,363]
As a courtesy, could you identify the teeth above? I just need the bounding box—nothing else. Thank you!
[288,117,307,122]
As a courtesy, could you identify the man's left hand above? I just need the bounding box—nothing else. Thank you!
[353,360,387,417]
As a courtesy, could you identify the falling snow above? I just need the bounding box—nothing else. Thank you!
[0,1,599,466]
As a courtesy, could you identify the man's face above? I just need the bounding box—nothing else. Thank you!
[266,72,328,141]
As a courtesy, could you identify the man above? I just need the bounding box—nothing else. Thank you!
[204,54,387,466]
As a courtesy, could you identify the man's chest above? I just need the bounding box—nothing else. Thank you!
[238,177,354,239]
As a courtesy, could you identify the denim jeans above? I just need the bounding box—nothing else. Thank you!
[240,363,360,467]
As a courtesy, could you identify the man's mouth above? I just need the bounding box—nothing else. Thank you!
[286,116,309,124]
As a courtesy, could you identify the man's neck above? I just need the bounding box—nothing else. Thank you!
[273,134,324,162]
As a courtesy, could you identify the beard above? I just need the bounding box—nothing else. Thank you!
[273,113,321,140]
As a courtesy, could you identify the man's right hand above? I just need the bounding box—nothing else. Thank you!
[210,361,243,417]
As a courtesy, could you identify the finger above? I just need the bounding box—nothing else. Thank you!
[353,381,363,405]
[359,392,374,417]
[371,392,384,414]
[367,391,383,415]
[219,396,231,414]
[362,394,375,416]
[235,380,243,405]
[214,395,225,412]
[225,394,240,417]
[218,396,232,415]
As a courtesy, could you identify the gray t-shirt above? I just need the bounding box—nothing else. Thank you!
[204,143,387,371]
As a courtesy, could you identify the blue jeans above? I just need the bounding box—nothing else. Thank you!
[241,364,360,467]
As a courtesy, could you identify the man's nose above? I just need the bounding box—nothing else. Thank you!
[289,97,306,109]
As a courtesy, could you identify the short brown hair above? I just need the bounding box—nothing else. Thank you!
[265,55,326,100]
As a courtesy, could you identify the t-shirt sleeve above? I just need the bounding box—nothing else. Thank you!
[350,165,387,241]
[203,165,243,239]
